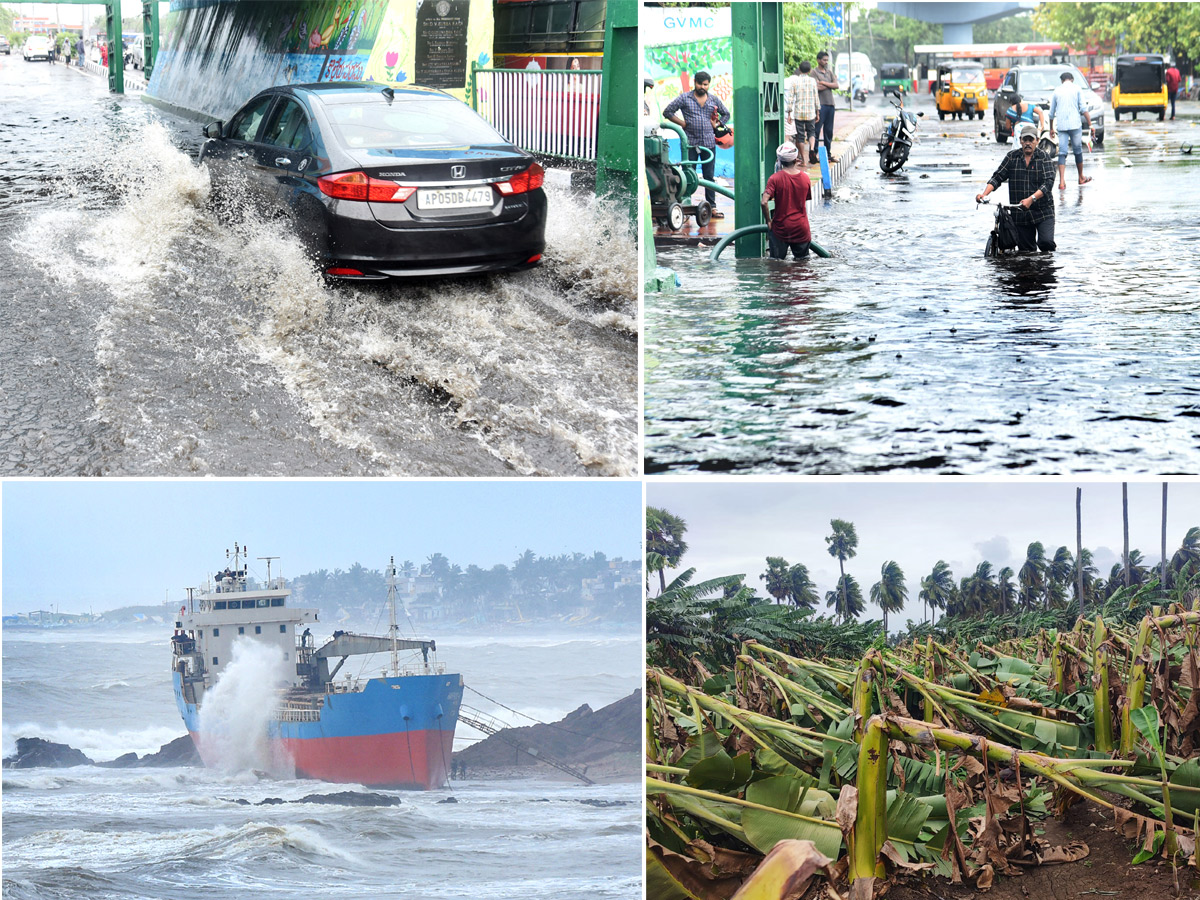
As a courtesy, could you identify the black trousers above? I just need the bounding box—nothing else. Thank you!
[1015,216,1056,252]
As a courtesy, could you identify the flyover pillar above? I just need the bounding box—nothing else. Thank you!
[730,2,783,259]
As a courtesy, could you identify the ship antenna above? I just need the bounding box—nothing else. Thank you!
[259,556,278,589]
[387,556,399,677]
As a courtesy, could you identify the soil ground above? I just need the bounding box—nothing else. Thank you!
[888,803,1200,900]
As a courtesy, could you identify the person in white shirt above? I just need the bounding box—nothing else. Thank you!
[1048,71,1094,189]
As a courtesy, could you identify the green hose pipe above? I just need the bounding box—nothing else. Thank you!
[708,224,830,261]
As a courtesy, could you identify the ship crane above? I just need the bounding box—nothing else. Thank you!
[457,703,595,785]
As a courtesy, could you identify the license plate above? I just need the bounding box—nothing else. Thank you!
[417,187,494,210]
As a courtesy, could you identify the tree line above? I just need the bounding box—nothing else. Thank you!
[646,504,1200,671]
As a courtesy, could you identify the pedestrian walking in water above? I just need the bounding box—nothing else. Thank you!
[786,61,820,164]
[976,122,1056,252]
[47,39,56,65]
[76,37,84,67]
[761,142,813,259]
[1165,62,1181,120]
[1049,71,1094,189]
[663,70,731,219]
[813,51,840,162]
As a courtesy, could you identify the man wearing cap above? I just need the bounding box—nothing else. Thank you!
[664,70,732,219]
[1048,71,1094,189]
[761,142,813,259]
[975,122,1057,252]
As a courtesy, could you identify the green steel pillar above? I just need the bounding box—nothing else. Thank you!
[106,0,124,95]
[595,0,637,223]
[142,1,159,83]
[730,2,783,258]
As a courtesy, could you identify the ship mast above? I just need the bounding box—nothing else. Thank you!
[387,556,398,677]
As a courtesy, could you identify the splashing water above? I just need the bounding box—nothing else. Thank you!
[9,108,637,476]
[196,639,292,777]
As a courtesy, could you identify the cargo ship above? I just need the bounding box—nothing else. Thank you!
[170,545,462,789]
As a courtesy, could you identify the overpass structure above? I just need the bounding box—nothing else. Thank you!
[877,2,1038,45]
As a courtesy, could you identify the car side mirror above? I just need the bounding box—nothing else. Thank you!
[203,121,224,139]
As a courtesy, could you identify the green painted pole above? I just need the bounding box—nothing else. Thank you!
[107,0,123,95]
[730,3,783,259]
[596,0,637,223]
[142,1,158,83]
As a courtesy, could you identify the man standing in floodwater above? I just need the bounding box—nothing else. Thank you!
[663,71,731,220]
[1166,61,1181,120]
[813,51,839,162]
[1049,71,1094,190]
[975,122,1056,252]
[761,142,812,259]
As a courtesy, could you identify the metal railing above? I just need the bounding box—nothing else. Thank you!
[470,66,601,162]
[272,707,321,723]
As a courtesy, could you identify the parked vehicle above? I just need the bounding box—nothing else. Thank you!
[0,36,12,55]
[835,51,876,94]
[879,63,909,100]
[935,63,988,120]
[1112,54,1167,121]
[199,82,547,280]
[877,98,923,174]
[23,35,52,62]
[993,64,1106,145]
[124,37,144,70]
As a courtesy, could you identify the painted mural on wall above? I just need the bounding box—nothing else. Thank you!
[150,0,492,120]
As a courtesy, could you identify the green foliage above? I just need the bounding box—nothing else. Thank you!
[1033,2,1200,66]
[783,3,835,74]
[973,13,1041,44]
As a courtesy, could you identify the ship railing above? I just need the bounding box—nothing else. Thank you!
[272,707,321,723]
[326,678,364,694]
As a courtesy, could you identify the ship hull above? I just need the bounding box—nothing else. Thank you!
[175,671,462,789]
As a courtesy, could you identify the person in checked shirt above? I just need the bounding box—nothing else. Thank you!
[975,122,1057,252]
[786,61,821,164]
[663,71,731,218]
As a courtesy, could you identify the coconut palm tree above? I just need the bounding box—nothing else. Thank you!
[1018,542,1047,609]
[997,566,1017,615]
[825,519,859,620]
[761,557,792,605]
[788,563,819,611]
[1170,527,1200,586]
[869,560,908,635]
[826,573,864,622]
[1046,546,1075,609]
[962,561,998,616]
[919,560,955,625]
[647,506,689,595]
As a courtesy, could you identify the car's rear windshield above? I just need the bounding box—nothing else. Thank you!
[325,97,509,151]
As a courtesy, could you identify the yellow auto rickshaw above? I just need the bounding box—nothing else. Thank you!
[1112,54,1168,121]
[935,63,989,121]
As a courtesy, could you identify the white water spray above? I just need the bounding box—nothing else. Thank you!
[196,639,292,777]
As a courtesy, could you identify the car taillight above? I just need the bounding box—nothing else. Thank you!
[318,171,416,203]
[495,163,545,196]
[326,267,365,276]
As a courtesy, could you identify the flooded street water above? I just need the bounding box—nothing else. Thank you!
[1,59,637,477]
[645,93,1200,474]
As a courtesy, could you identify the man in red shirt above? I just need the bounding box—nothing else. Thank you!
[761,142,813,258]
[1165,62,1181,120]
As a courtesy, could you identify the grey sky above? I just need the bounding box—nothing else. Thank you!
[2,481,641,614]
[648,481,1200,629]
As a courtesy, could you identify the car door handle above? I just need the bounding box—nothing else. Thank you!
[275,157,292,167]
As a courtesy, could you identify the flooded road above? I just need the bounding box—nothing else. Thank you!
[1,58,637,476]
[645,91,1200,474]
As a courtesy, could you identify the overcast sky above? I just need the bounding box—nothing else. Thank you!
[648,481,1200,629]
[1,481,641,614]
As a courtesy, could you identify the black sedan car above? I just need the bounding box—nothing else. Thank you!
[200,82,547,279]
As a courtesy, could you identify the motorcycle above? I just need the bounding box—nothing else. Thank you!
[853,86,868,104]
[877,98,924,174]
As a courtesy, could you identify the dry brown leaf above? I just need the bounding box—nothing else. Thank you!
[835,785,858,843]
[881,841,937,873]
[975,863,995,891]
[1035,840,1090,864]
[847,875,875,900]
[649,840,747,900]
[729,839,834,900]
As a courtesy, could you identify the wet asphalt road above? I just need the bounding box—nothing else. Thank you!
[0,56,637,476]
[645,89,1200,475]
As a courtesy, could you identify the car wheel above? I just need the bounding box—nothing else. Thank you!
[978,111,985,120]
[1158,110,1165,122]
[994,117,1007,143]
[1114,109,1120,121]
[938,109,946,120]
[984,234,995,258]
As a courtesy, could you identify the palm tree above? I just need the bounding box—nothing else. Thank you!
[647,506,689,595]
[1170,527,1200,586]
[761,557,792,605]
[1018,542,1047,609]
[1046,546,1074,609]
[788,563,819,611]
[1077,548,1102,608]
[870,560,907,635]
[825,574,864,622]
[997,566,1017,615]
[962,561,998,616]
[825,519,859,620]
[919,561,955,625]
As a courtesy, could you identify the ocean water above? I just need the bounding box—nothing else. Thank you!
[2,629,642,899]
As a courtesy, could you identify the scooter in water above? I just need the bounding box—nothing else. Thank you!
[853,86,869,104]
[977,198,1024,258]
[877,98,924,174]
